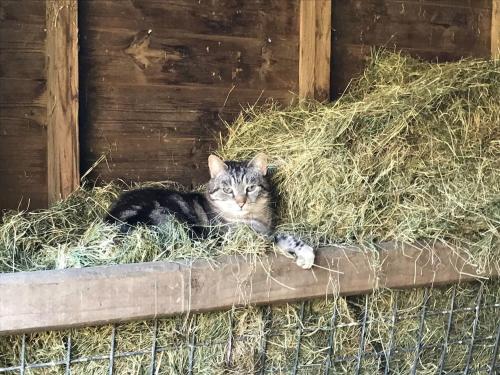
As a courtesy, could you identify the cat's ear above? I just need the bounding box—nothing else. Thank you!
[248,153,268,175]
[208,155,228,178]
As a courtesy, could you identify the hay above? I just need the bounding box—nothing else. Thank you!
[220,50,500,273]
[1,51,499,373]
[0,182,269,273]
[1,52,499,273]
[1,281,498,373]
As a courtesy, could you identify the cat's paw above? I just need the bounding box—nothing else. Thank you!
[295,245,315,269]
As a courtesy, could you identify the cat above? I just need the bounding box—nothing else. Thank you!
[104,153,316,269]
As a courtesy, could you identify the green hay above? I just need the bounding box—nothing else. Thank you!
[0,182,270,273]
[1,51,499,274]
[0,281,498,373]
[219,50,500,273]
[1,51,499,373]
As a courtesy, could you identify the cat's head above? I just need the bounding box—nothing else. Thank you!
[206,153,271,216]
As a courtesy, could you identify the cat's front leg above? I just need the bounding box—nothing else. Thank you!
[274,234,316,269]
[246,219,273,237]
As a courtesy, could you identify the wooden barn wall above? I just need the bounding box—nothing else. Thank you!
[0,0,496,210]
[78,0,299,188]
[331,0,493,96]
[0,1,47,210]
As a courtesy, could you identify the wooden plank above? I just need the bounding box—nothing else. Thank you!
[335,19,491,53]
[79,84,293,186]
[79,0,299,39]
[299,0,316,99]
[0,51,46,79]
[0,1,48,211]
[314,0,332,101]
[79,32,297,89]
[493,0,500,59]
[46,0,80,205]
[331,0,492,97]
[299,0,331,101]
[78,0,299,187]
[0,241,496,334]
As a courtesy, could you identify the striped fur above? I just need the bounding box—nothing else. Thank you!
[105,154,316,268]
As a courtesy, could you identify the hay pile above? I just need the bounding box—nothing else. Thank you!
[0,181,269,273]
[1,51,499,373]
[220,51,500,274]
[1,281,499,374]
[1,52,499,274]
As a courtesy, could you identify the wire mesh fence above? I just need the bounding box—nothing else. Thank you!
[0,279,499,374]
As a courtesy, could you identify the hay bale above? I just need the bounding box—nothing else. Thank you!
[1,52,499,373]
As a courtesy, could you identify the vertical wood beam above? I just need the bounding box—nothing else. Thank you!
[299,0,331,101]
[493,0,500,59]
[46,0,79,205]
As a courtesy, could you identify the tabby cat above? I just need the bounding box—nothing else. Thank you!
[105,153,315,269]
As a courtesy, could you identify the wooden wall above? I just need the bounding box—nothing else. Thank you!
[0,1,47,210]
[331,0,493,96]
[0,0,497,210]
[78,0,299,188]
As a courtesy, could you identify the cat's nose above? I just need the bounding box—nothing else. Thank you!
[235,196,246,208]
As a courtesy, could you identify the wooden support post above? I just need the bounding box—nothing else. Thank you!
[0,241,496,334]
[299,0,331,101]
[492,0,500,59]
[46,0,80,205]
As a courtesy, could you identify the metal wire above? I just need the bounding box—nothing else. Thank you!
[383,293,398,375]
[108,325,116,375]
[242,302,499,337]
[149,320,158,375]
[464,283,484,374]
[258,306,272,375]
[323,301,339,375]
[0,329,497,374]
[225,309,235,368]
[65,333,72,375]
[187,316,197,375]
[437,285,457,374]
[19,334,26,375]
[489,322,500,375]
[354,295,370,375]
[292,301,306,375]
[411,288,429,375]
[1,283,498,375]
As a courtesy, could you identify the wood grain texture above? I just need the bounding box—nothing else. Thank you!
[0,0,48,210]
[493,0,500,58]
[79,0,299,187]
[331,0,493,97]
[46,0,80,205]
[0,241,496,334]
[299,0,331,101]
[299,0,315,99]
[314,0,332,101]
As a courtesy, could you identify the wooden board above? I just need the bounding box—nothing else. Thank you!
[299,0,331,101]
[493,0,500,58]
[331,0,493,97]
[79,0,300,188]
[0,0,48,210]
[0,241,496,334]
[46,0,80,205]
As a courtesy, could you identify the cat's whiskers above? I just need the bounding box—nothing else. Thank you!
[104,153,316,268]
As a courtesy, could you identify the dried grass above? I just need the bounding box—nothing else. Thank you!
[1,51,499,373]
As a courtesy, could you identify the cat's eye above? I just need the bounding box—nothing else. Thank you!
[223,186,233,194]
[246,185,257,192]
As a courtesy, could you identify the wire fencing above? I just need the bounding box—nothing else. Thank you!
[0,280,499,374]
